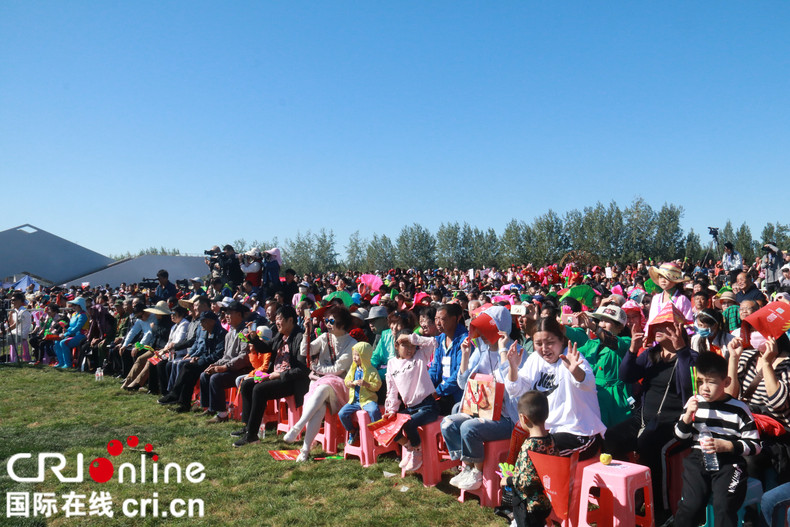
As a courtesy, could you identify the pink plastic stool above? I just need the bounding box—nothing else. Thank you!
[344,410,400,467]
[276,396,302,438]
[458,438,511,508]
[402,419,460,487]
[578,461,655,527]
[314,407,341,455]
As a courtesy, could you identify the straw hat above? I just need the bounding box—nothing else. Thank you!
[144,300,171,316]
[714,291,738,309]
[648,262,690,285]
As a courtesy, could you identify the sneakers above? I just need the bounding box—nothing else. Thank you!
[282,428,299,444]
[346,432,359,447]
[449,464,472,487]
[230,428,247,438]
[233,437,260,448]
[295,447,310,462]
[403,449,423,473]
[457,468,483,491]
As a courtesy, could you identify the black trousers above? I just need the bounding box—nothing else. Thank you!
[673,450,747,527]
[604,413,679,511]
[174,361,209,407]
[155,359,170,395]
[240,376,299,440]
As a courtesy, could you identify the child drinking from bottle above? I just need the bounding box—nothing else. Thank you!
[673,351,760,527]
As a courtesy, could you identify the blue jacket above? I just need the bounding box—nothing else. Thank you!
[192,324,227,367]
[64,312,87,338]
[428,324,468,402]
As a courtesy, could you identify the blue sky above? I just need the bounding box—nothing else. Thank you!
[2,2,788,257]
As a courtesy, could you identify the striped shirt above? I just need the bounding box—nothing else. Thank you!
[737,348,790,427]
[675,395,761,457]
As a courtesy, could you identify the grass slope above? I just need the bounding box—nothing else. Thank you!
[0,366,504,527]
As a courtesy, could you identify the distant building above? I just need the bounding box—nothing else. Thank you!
[0,224,114,285]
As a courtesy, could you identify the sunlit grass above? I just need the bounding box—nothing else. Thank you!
[0,365,504,526]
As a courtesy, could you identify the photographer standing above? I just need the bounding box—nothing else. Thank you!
[722,242,743,285]
[762,243,784,296]
[239,249,263,287]
[217,245,244,289]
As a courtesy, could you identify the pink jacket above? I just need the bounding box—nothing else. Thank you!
[385,334,437,414]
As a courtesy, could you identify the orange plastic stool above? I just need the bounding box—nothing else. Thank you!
[276,395,302,438]
[401,419,460,487]
[343,409,400,467]
[578,460,655,527]
[458,438,511,507]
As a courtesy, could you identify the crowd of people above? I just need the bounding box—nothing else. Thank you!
[3,240,790,527]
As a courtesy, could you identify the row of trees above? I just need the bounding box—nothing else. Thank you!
[233,198,788,275]
[117,198,790,276]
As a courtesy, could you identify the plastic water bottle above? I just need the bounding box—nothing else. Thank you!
[258,424,266,440]
[698,424,719,471]
[98,368,103,381]
[95,368,100,381]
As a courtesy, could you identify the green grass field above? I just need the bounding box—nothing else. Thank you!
[0,365,506,527]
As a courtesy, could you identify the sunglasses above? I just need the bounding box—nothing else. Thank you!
[324,317,335,325]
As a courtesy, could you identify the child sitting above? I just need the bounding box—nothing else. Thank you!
[384,330,441,472]
[501,390,556,527]
[674,351,761,527]
[338,342,382,446]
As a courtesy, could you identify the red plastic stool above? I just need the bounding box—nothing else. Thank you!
[527,451,588,527]
[578,460,654,527]
[263,399,278,425]
[276,396,302,438]
[664,440,690,514]
[190,381,201,404]
[226,388,242,420]
[314,408,341,455]
[343,410,400,467]
[458,439,511,508]
[401,419,460,487]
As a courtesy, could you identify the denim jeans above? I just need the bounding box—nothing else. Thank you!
[762,482,790,527]
[400,397,440,447]
[441,412,514,464]
[338,401,381,433]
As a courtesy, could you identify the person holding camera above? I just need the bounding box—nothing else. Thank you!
[239,249,263,287]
